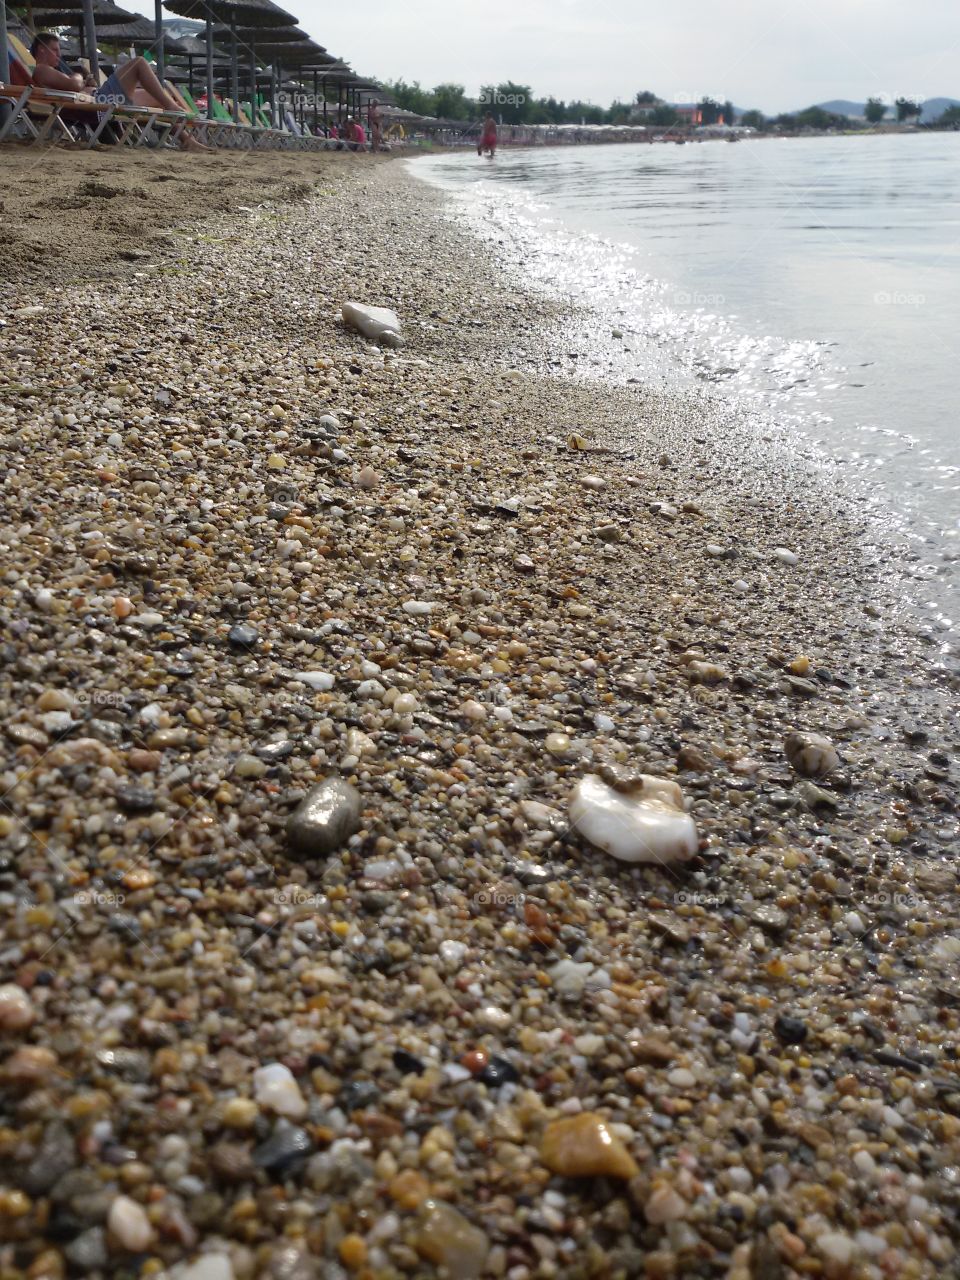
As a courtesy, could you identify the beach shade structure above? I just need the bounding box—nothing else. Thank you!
[299,59,354,130]
[95,14,191,57]
[31,0,138,76]
[163,0,296,120]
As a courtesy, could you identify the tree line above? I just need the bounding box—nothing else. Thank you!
[381,82,960,130]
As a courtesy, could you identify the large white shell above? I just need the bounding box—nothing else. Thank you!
[785,731,839,777]
[569,773,698,864]
[341,301,402,346]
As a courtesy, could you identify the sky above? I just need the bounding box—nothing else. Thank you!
[266,0,960,114]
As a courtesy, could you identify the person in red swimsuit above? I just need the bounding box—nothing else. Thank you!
[479,112,497,157]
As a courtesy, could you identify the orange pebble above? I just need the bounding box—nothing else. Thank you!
[388,1169,429,1210]
[113,597,133,619]
[338,1235,367,1270]
[460,1048,489,1076]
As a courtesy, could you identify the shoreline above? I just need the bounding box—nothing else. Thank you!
[1,151,958,1278]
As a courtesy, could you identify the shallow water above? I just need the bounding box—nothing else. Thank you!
[414,135,960,643]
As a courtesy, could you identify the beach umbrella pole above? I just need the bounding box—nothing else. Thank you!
[249,43,256,125]
[82,0,100,78]
[205,11,213,120]
[230,20,239,122]
[1,0,11,86]
[154,0,164,82]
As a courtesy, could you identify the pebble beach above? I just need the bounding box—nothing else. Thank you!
[0,148,958,1280]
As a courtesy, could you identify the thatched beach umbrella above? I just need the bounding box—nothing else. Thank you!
[96,13,191,57]
[163,0,295,120]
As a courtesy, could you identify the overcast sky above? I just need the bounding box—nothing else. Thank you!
[278,0,959,113]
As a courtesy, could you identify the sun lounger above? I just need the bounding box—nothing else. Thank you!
[1,29,187,149]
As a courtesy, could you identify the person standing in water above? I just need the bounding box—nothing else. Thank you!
[479,112,497,157]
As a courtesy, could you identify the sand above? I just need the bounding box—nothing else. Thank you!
[0,147,957,1279]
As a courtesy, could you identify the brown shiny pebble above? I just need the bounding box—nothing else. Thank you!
[460,1048,489,1076]
[122,868,156,891]
[541,1112,639,1180]
[416,1201,489,1279]
[677,745,713,772]
[388,1169,430,1209]
[127,749,162,773]
[2,1046,59,1085]
[629,1036,677,1066]
[338,1235,368,1270]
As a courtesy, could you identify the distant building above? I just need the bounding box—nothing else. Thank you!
[628,98,707,125]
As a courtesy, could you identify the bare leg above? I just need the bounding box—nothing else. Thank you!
[116,61,211,151]
[113,57,181,113]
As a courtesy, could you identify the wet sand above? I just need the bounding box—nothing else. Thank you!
[0,150,958,1278]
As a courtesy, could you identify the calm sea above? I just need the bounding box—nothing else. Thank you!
[415,134,960,641]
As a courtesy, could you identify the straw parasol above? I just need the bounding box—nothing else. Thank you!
[163,0,296,120]
[95,14,191,55]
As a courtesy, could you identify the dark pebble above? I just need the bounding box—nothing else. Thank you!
[480,1056,520,1087]
[874,1049,925,1073]
[228,624,259,649]
[392,1049,425,1075]
[115,785,155,813]
[256,739,297,762]
[774,1014,808,1046]
[20,1122,77,1195]
[253,1119,312,1174]
[340,1080,380,1109]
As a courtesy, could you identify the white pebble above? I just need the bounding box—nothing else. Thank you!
[252,1062,307,1119]
[107,1195,154,1251]
[0,983,35,1030]
[289,671,335,691]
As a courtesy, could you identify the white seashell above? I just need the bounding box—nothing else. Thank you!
[402,600,435,615]
[569,773,698,864]
[784,731,840,777]
[252,1062,307,1119]
[287,671,335,691]
[773,547,798,565]
[341,302,402,345]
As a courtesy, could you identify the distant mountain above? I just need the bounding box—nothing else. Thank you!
[917,97,960,122]
[816,99,867,119]
[812,97,960,122]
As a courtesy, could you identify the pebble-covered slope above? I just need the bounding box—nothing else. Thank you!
[0,157,958,1279]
